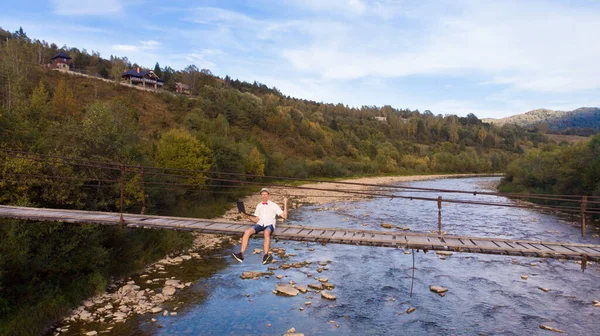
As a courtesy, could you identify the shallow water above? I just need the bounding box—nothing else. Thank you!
[106,177,600,335]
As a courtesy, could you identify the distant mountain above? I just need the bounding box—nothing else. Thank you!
[483,107,600,131]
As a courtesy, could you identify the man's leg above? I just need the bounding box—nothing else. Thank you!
[262,226,274,264]
[263,227,271,254]
[241,227,256,254]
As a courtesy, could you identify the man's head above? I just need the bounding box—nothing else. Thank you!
[260,188,269,202]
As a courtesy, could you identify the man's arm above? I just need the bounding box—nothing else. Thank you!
[280,197,288,219]
[244,213,260,223]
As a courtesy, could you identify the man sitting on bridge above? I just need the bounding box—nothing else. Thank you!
[232,188,288,264]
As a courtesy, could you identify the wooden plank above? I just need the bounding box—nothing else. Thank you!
[471,240,502,251]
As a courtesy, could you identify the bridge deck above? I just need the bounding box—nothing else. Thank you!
[1,205,600,261]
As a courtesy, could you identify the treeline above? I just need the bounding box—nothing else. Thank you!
[0,27,554,335]
[499,135,600,198]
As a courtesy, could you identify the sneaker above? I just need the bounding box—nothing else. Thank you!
[262,254,273,265]
[232,252,244,263]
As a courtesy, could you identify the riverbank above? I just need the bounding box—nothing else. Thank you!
[50,232,231,335]
[221,173,500,220]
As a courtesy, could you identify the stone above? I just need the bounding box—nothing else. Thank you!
[85,332,98,336]
[170,312,177,316]
[276,284,299,296]
[318,278,328,283]
[404,251,411,255]
[521,275,529,280]
[294,285,308,293]
[299,307,304,311]
[165,279,180,287]
[83,300,94,308]
[163,310,168,316]
[305,301,312,306]
[287,328,296,333]
[316,268,323,273]
[181,255,192,260]
[276,275,284,279]
[538,287,551,292]
[593,303,600,307]
[162,286,176,296]
[308,283,324,290]
[381,223,394,229]
[539,325,565,333]
[151,307,162,314]
[322,283,335,290]
[429,286,448,294]
[253,248,263,255]
[406,307,416,314]
[436,251,453,256]
[321,291,336,300]
[593,300,599,304]
[272,290,278,294]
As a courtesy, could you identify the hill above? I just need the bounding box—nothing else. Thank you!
[484,107,600,133]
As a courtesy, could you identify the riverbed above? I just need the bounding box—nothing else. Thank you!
[63,177,600,335]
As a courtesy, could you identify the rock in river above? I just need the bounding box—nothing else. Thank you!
[539,325,565,333]
[276,284,299,296]
[429,285,448,294]
[321,291,336,300]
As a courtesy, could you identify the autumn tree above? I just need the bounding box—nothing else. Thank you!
[50,79,78,119]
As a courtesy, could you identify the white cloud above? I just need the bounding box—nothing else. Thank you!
[280,0,600,93]
[112,44,138,52]
[140,40,160,50]
[51,0,123,16]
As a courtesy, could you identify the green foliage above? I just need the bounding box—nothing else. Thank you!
[499,135,600,198]
[155,128,214,178]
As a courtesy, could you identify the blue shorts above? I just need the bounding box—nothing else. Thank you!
[252,224,275,234]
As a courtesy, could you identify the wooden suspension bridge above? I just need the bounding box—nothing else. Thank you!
[1,205,599,262]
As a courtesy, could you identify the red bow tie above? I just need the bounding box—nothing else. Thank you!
[262,202,268,205]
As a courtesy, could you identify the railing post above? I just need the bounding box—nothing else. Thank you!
[581,196,587,237]
[120,166,125,229]
[437,196,442,235]
[140,167,146,215]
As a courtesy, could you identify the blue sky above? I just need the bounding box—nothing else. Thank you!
[2,0,600,118]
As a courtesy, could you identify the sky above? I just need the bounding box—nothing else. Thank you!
[2,0,600,118]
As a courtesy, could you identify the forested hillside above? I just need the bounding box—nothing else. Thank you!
[484,107,600,135]
[0,27,554,335]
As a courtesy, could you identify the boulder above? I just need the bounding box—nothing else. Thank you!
[151,307,162,314]
[162,286,176,296]
[276,284,299,297]
[381,223,394,229]
[429,286,448,294]
[321,291,336,300]
[521,275,529,280]
[294,285,308,293]
[308,283,324,290]
[406,307,416,314]
[322,283,335,290]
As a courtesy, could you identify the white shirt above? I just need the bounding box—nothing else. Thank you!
[254,200,283,227]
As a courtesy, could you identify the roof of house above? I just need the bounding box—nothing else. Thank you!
[51,51,71,60]
[122,69,164,82]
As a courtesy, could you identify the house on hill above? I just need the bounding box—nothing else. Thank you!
[48,51,72,71]
[121,67,164,89]
[176,82,191,95]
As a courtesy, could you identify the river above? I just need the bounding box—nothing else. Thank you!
[73,177,600,335]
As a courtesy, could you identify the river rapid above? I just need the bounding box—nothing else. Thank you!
[68,177,600,335]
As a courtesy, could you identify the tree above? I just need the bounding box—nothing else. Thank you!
[50,79,78,119]
[245,146,265,177]
[477,128,488,145]
[153,62,162,78]
[110,57,127,85]
[155,129,214,183]
[29,80,49,119]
